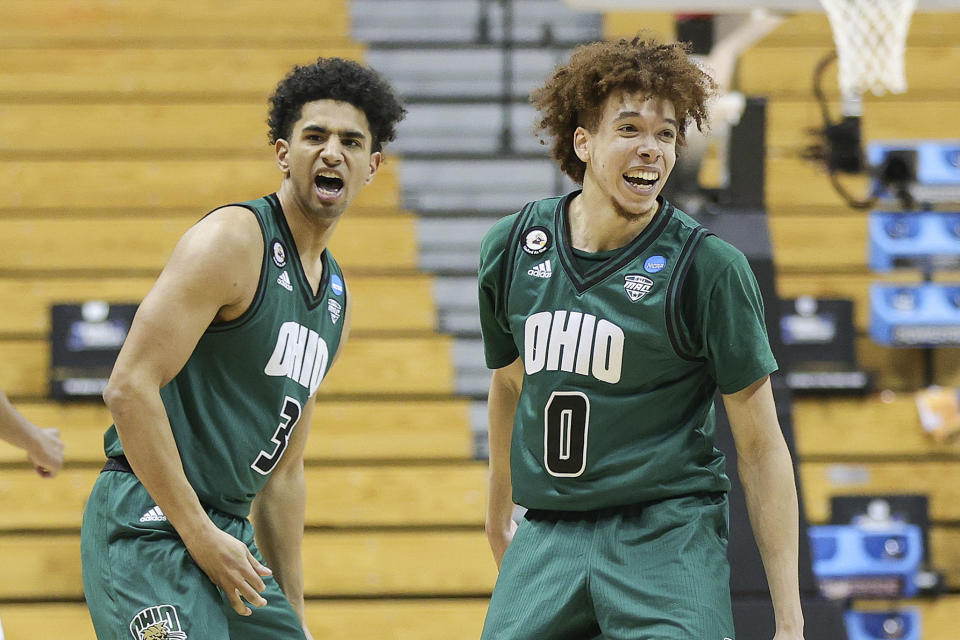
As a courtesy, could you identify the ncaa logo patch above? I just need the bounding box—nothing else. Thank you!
[129,604,187,640]
[643,255,667,274]
[271,240,287,268]
[330,274,344,296]
[624,274,654,302]
[521,226,551,256]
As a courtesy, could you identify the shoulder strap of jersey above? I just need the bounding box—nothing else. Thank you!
[202,196,272,333]
[498,201,537,314]
[665,226,715,362]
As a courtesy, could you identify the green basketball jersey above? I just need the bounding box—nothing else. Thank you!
[478,191,777,511]
[104,193,348,517]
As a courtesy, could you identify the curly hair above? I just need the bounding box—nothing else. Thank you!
[531,36,717,183]
[267,57,406,153]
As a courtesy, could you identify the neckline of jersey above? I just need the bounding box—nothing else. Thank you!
[267,193,331,310]
[554,190,674,294]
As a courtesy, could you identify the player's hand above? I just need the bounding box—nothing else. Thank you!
[772,629,804,640]
[183,525,273,616]
[487,518,518,569]
[27,427,64,477]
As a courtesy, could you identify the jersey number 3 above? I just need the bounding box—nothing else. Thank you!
[544,391,590,477]
[251,396,303,476]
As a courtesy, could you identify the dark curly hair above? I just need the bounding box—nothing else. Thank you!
[531,36,716,183]
[267,57,406,153]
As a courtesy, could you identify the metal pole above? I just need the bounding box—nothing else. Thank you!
[499,0,514,154]
[477,0,491,44]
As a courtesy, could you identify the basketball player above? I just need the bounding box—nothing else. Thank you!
[0,389,63,476]
[478,38,804,639]
[80,58,405,639]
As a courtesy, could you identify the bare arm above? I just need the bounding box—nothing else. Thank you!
[0,390,64,477]
[251,394,314,626]
[250,291,350,640]
[103,206,271,616]
[722,376,804,639]
[485,357,524,568]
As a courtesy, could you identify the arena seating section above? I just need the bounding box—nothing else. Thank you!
[0,1,958,637]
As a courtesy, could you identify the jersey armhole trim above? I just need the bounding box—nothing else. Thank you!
[331,278,349,363]
[499,202,535,314]
[665,228,713,362]
[205,202,270,334]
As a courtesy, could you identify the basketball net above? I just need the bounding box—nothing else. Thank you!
[819,0,917,116]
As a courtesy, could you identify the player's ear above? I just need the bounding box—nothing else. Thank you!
[573,126,590,164]
[364,151,383,185]
[275,139,291,174]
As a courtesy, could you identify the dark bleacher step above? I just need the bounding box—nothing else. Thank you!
[352,0,601,47]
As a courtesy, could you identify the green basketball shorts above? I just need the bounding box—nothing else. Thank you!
[81,467,306,640]
[481,493,735,640]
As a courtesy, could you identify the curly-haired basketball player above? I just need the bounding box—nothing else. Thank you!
[478,37,804,640]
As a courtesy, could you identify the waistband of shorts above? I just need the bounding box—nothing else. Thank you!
[103,455,134,473]
[524,491,726,522]
[101,455,243,520]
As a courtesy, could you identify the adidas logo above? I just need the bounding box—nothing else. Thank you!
[277,270,293,291]
[139,506,167,523]
[527,259,552,278]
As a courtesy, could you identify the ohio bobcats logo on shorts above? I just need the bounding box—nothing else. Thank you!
[129,605,187,640]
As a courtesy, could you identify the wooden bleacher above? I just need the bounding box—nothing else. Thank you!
[0,399,474,464]
[0,161,399,211]
[0,464,488,530]
[0,600,491,640]
[0,335,456,397]
[605,9,960,638]
[0,0,354,45]
[2,531,495,600]
[0,274,438,335]
[0,1,490,638]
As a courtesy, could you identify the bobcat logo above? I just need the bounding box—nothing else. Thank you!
[129,605,187,640]
[142,624,182,640]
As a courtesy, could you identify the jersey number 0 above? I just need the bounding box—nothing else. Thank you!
[251,396,303,476]
[543,391,590,477]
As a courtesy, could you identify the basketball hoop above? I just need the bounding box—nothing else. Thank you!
[819,0,918,116]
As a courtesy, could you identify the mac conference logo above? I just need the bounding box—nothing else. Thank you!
[623,274,654,302]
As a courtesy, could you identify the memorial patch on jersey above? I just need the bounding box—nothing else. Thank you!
[264,321,330,395]
[271,240,287,268]
[328,298,342,324]
[624,274,654,302]
[129,605,187,640]
[521,226,551,256]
